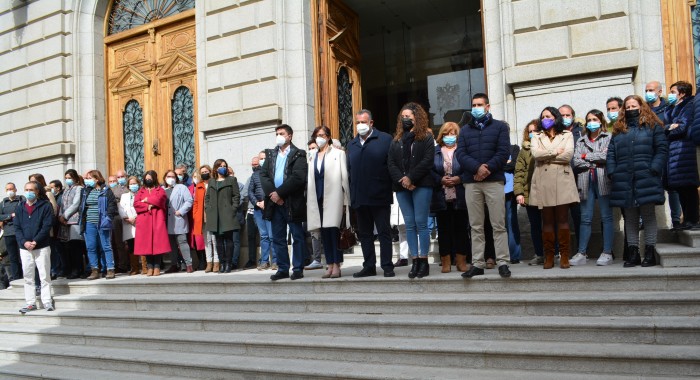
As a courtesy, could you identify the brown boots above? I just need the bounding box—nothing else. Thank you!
[129,254,140,275]
[558,228,570,269]
[140,256,148,275]
[455,254,469,272]
[441,256,451,273]
[87,269,99,280]
[205,262,213,272]
[212,262,220,273]
[543,231,555,269]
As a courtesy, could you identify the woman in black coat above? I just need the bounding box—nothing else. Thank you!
[387,102,435,279]
[607,95,668,268]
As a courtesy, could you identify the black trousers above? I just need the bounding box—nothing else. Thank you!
[354,205,393,271]
[246,213,258,264]
[674,185,700,224]
[435,202,471,261]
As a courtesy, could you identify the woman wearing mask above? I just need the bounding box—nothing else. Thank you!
[387,102,436,278]
[79,170,118,279]
[608,95,668,267]
[57,169,85,279]
[529,107,579,269]
[163,170,195,273]
[118,176,141,275]
[571,109,614,266]
[192,165,213,272]
[514,120,544,266]
[29,174,58,215]
[664,81,698,231]
[307,126,350,279]
[431,121,470,273]
[205,159,241,273]
[134,171,170,276]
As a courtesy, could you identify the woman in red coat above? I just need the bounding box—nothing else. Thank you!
[134,170,170,276]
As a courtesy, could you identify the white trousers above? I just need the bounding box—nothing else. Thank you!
[205,231,219,263]
[20,246,53,306]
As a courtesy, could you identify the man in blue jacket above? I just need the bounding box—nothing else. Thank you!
[455,93,512,278]
[347,109,395,277]
[14,181,55,313]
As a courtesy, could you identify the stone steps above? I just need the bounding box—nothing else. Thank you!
[656,243,700,267]
[677,230,700,248]
[0,359,192,380]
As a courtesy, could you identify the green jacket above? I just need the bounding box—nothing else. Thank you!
[513,141,535,205]
[204,176,241,233]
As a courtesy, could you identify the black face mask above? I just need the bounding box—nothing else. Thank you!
[402,118,414,131]
[200,173,210,181]
[625,109,640,119]
[144,179,154,187]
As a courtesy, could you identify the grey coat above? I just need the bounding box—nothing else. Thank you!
[166,184,193,235]
[59,185,83,241]
[573,132,612,200]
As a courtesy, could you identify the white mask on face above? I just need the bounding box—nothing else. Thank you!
[276,135,286,147]
[6,191,15,198]
[315,137,327,148]
[166,178,176,186]
[357,123,370,136]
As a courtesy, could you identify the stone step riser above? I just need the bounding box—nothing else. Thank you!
[2,332,698,378]
[678,231,700,248]
[660,255,700,267]
[3,298,696,317]
[2,315,697,345]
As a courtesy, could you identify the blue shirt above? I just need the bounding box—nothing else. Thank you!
[274,148,289,188]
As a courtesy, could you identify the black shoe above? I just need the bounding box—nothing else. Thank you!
[352,267,377,278]
[677,222,693,231]
[383,270,395,278]
[498,265,511,278]
[219,262,227,273]
[66,271,79,280]
[462,266,484,278]
[270,271,289,281]
[510,259,520,264]
[671,221,682,231]
[408,259,418,279]
[641,245,657,267]
[50,274,57,281]
[623,246,641,267]
[416,259,429,278]
[394,258,408,267]
[244,261,257,270]
[290,271,304,280]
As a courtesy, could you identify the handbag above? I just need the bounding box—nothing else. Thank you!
[338,206,356,250]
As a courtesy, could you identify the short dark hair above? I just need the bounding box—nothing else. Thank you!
[670,81,693,97]
[472,93,489,104]
[559,104,575,117]
[49,180,63,191]
[606,97,623,108]
[275,124,293,136]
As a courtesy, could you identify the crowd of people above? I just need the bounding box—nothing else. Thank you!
[1,79,699,313]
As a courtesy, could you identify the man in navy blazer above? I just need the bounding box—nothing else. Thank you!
[347,109,395,277]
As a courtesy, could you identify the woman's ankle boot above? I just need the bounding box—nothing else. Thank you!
[624,246,641,267]
[455,254,469,272]
[441,256,451,273]
[641,245,657,267]
[408,259,418,279]
[417,258,430,278]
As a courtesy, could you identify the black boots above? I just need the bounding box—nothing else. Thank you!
[641,245,657,267]
[408,258,429,279]
[624,245,641,267]
[408,259,418,279]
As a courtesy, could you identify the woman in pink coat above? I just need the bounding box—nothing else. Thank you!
[134,170,170,276]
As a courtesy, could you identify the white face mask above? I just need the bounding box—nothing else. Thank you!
[276,135,286,147]
[6,191,15,198]
[357,123,370,136]
[315,137,327,148]
[166,178,176,186]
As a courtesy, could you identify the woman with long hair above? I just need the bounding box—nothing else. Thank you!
[205,159,241,273]
[57,169,85,279]
[163,169,195,273]
[133,170,170,276]
[387,102,436,278]
[529,107,580,269]
[79,170,118,279]
[570,109,614,266]
[193,165,216,272]
[607,95,668,267]
[306,126,350,279]
[514,120,544,266]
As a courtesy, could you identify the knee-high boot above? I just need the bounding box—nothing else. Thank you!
[558,228,570,269]
[543,231,556,269]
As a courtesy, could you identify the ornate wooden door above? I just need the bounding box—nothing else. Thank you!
[313,0,363,146]
[105,9,198,178]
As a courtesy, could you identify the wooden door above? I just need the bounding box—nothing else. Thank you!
[105,10,198,178]
[313,0,363,146]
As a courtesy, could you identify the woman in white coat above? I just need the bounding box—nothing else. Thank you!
[118,176,141,275]
[163,170,194,273]
[306,126,350,279]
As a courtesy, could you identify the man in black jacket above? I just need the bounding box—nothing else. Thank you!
[260,124,308,281]
[0,183,26,281]
[14,181,55,313]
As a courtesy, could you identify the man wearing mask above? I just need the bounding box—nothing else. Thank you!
[0,183,26,281]
[110,170,130,273]
[250,151,275,270]
[14,181,55,313]
[347,109,395,277]
[645,81,669,124]
[606,97,623,124]
[260,124,308,280]
[456,93,511,278]
[559,104,582,253]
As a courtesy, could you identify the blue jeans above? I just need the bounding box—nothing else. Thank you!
[396,187,432,258]
[578,182,614,254]
[254,209,275,264]
[668,190,681,223]
[84,222,115,271]
[525,206,543,257]
[505,194,521,261]
[270,205,305,273]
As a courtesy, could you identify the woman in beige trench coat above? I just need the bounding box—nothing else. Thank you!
[529,106,579,269]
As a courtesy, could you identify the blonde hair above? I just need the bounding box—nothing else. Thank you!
[436,122,460,146]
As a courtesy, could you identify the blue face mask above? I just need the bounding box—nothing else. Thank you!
[562,117,573,127]
[667,93,678,105]
[65,179,74,187]
[177,175,184,182]
[442,136,457,146]
[645,92,658,103]
[25,191,36,201]
[607,111,619,121]
[586,122,601,132]
[117,178,127,186]
[528,133,534,140]
[129,184,139,193]
[84,179,95,188]
[471,107,486,119]
[217,167,228,176]
[109,182,117,188]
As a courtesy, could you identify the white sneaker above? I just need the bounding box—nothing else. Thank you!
[569,253,588,266]
[596,253,613,266]
[304,260,323,270]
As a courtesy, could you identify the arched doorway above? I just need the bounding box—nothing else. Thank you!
[104,0,198,178]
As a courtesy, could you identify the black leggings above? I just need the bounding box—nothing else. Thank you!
[674,186,699,224]
[216,231,234,263]
[146,255,162,269]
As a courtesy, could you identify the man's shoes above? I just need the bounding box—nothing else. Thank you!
[19,304,37,314]
[257,263,270,271]
[304,260,323,270]
[290,272,304,280]
[498,265,511,278]
[105,269,115,279]
[485,258,496,269]
[352,267,377,278]
[510,259,520,264]
[671,221,682,231]
[244,261,257,270]
[271,264,279,271]
[394,258,408,267]
[44,303,55,311]
[528,256,544,266]
[383,270,395,277]
[270,271,289,281]
[67,271,80,279]
[462,266,484,278]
